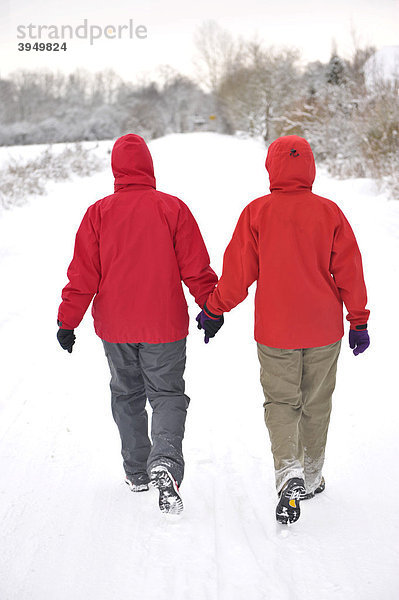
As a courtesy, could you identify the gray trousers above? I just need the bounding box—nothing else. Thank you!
[257,340,341,495]
[102,338,190,487]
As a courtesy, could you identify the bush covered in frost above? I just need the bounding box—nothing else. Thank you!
[0,143,105,210]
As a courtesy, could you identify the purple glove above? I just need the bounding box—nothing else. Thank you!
[196,304,224,344]
[349,329,370,356]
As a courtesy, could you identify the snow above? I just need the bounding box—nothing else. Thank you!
[1,132,398,600]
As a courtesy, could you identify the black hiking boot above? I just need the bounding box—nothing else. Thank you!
[301,476,325,500]
[125,472,150,492]
[150,467,183,515]
[276,477,306,524]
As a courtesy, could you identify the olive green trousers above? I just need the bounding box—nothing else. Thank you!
[257,340,341,494]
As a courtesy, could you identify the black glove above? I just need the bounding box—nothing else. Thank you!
[57,321,76,353]
[196,303,224,344]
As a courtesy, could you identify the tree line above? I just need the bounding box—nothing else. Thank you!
[1,21,398,196]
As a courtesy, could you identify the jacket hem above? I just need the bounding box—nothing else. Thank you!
[94,326,189,345]
[255,332,344,350]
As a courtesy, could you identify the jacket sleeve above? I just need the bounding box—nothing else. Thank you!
[330,208,370,328]
[57,205,101,329]
[206,206,258,315]
[174,202,218,307]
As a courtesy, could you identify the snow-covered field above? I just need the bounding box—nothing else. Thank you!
[0,132,398,600]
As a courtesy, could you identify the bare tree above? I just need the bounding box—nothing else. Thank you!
[90,69,122,106]
[218,42,301,141]
[194,20,240,92]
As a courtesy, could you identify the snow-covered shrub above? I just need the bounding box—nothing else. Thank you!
[0,121,36,145]
[81,105,122,141]
[0,157,46,209]
[62,143,106,177]
[0,144,105,210]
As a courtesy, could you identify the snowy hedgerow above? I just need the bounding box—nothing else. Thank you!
[0,143,105,210]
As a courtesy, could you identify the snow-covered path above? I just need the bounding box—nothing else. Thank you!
[0,133,398,600]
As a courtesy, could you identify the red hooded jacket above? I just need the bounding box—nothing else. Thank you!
[58,134,218,343]
[206,135,369,349]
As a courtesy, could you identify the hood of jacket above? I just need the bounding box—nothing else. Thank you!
[265,135,316,192]
[111,134,156,191]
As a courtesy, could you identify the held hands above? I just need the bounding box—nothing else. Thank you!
[196,304,224,344]
[349,328,370,356]
[57,320,76,353]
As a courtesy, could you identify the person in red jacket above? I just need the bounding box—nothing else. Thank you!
[57,134,218,514]
[197,135,370,524]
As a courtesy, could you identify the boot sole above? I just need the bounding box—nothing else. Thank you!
[276,479,306,524]
[150,469,183,515]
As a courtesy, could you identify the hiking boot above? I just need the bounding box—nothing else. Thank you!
[150,466,183,515]
[125,472,150,492]
[302,477,325,500]
[276,477,306,524]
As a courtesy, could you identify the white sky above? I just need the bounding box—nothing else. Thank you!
[1,0,398,82]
